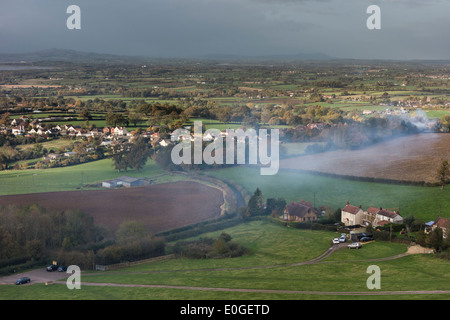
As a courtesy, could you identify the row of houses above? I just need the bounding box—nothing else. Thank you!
[341,201,403,227]
[6,122,131,138]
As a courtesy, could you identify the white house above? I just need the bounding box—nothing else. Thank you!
[341,202,365,226]
[114,127,128,136]
[12,126,25,136]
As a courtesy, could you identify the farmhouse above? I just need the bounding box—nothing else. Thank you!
[431,217,450,238]
[342,203,404,227]
[341,202,365,226]
[282,201,318,222]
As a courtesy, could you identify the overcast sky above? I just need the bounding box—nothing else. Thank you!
[1,0,449,60]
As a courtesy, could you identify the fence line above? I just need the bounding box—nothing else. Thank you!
[95,254,175,271]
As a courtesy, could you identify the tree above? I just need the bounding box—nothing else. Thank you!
[265,198,286,216]
[403,215,415,238]
[437,160,450,190]
[128,112,145,127]
[126,136,151,172]
[0,112,11,126]
[427,227,444,252]
[246,188,264,217]
[79,108,92,121]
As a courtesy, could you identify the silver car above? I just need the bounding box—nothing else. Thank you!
[348,242,362,249]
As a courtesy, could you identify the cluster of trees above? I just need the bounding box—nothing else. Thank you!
[239,188,286,219]
[173,232,248,259]
[0,205,167,272]
[0,205,103,264]
[111,136,152,172]
[95,221,165,265]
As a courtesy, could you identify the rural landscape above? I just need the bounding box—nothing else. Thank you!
[0,49,449,304]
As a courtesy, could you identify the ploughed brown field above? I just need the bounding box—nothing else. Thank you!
[280,133,450,184]
[0,181,224,234]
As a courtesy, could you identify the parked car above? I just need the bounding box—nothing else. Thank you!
[46,265,58,272]
[339,235,346,243]
[15,277,31,285]
[57,266,67,272]
[360,237,373,243]
[332,238,340,244]
[348,242,362,249]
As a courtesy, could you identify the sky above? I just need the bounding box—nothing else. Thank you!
[1,0,450,60]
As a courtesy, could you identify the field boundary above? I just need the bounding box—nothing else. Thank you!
[95,254,175,271]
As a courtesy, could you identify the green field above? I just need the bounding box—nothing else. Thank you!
[0,220,448,300]
[0,158,166,195]
[208,166,450,222]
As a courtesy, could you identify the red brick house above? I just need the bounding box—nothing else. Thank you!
[282,200,318,222]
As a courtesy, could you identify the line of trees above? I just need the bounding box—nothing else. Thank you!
[0,205,167,273]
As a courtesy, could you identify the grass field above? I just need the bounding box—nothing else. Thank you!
[0,158,166,195]
[208,166,450,222]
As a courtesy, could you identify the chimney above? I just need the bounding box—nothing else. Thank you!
[346,201,350,205]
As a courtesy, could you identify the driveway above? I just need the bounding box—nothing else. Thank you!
[0,268,69,285]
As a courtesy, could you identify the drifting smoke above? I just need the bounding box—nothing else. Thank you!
[400,109,438,132]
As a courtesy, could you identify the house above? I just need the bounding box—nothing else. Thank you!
[341,202,365,226]
[12,126,26,136]
[366,207,403,227]
[113,127,128,136]
[159,139,171,147]
[44,153,62,162]
[376,208,403,226]
[103,127,111,135]
[282,201,318,222]
[431,217,450,238]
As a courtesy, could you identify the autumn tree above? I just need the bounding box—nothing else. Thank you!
[437,160,450,190]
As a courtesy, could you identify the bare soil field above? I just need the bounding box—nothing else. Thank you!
[280,133,450,184]
[0,181,224,234]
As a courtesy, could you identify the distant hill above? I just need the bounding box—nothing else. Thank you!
[0,49,336,64]
[200,52,335,61]
[0,49,146,64]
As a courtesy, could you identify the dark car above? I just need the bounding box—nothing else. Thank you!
[360,237,373,242]
[57,266,67,272]
[15,277,31,285]
[46,265,58,272]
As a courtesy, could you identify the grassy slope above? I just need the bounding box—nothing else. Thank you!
[0,221,448,300]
